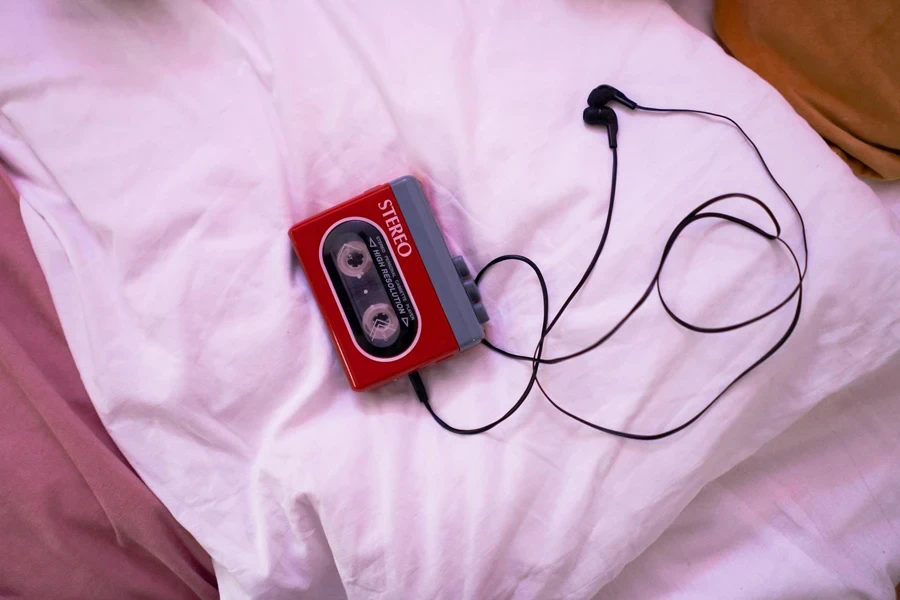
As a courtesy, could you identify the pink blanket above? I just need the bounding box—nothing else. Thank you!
[0,168,217,599]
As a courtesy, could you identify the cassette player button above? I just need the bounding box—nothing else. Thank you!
[472,302,490,324]
[452,256,470,279]
[462,279,481,304]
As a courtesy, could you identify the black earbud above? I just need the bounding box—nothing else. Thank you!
[587,84,637,110]
[583,106,619,148]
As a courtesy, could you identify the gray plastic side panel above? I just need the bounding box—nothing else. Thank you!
[390,176,484,351]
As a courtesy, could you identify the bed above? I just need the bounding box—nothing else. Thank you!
[1,1,898,598]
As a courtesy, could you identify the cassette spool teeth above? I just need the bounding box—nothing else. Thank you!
[336,240,373,277]
[362,302,400,343]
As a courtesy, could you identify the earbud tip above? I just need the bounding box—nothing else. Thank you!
[583,106,603,125]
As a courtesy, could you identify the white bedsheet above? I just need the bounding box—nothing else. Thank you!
[598,353,900,599]
[2,1,899,598]
[599,3,900,598]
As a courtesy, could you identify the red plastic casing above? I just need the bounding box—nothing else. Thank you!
[289,184,459,390]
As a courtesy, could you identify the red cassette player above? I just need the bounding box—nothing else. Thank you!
[289,176,488,390]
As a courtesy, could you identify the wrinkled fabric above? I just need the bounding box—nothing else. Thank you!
[597,3,900,599]
[2,1,900,598]
[599,354,900,599]
[0,169,218,599]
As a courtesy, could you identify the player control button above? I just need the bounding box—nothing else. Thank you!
[452,256,470,278]
[472,302,489,324]
[463,280,481,304]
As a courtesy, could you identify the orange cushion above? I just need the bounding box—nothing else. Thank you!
[715,0,900,180]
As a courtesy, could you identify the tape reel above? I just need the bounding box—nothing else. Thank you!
[335,239,373,278]
[362,302,400,343]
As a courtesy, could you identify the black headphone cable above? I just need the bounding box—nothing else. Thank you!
[411,93,808,440]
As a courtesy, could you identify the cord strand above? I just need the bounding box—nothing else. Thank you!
[415,102,807,439]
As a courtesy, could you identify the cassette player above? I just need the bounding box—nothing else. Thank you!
[289,176,488,390]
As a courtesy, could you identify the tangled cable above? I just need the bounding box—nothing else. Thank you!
[411,85,808,439]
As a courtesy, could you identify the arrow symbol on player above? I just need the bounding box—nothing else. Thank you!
[401,317,409,326]
[369,238,377,248]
